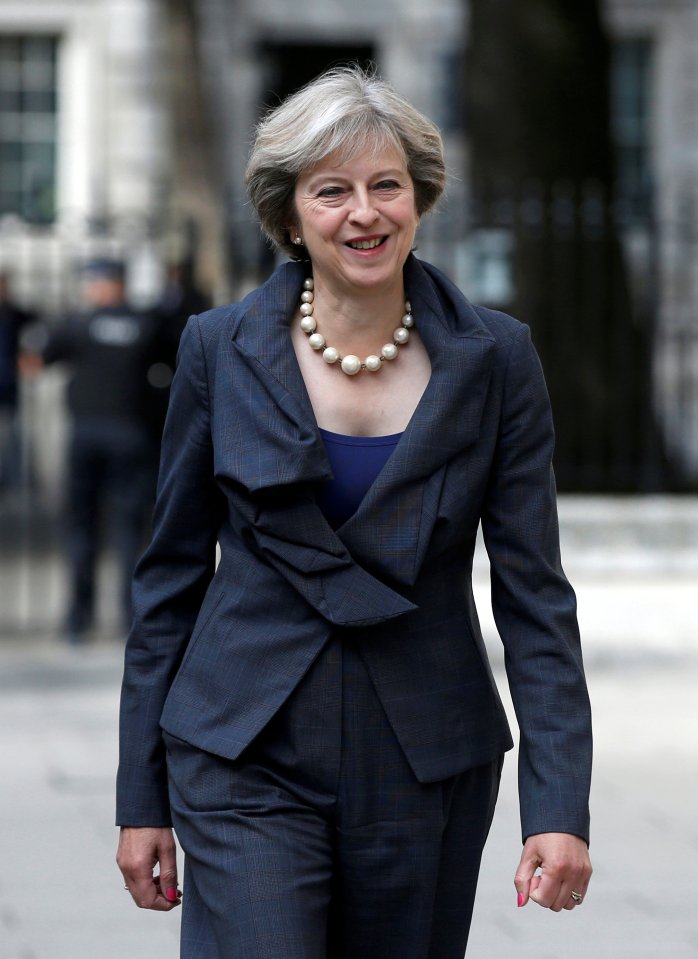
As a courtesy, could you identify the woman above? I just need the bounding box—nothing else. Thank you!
[117,66,592,958]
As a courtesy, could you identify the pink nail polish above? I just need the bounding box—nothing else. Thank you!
[517,892,524,908]
[166,887,178,902]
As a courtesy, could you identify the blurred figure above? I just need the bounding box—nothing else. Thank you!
[29,259,165,642]
[0,271,34,491]
[156,259,211,346]
[149,259,211,453]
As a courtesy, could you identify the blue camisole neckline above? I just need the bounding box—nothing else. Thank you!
[315,428,403,529]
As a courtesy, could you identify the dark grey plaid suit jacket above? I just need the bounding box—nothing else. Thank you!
[117,255,592,844]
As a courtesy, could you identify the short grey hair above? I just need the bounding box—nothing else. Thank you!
[245,65,446,259]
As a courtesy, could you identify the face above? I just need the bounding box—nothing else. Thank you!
[82,277,125,309]
[292,143,419,297]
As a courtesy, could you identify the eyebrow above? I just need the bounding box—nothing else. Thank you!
[304,168,407,189]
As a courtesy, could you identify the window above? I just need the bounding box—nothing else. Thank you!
[611,39,653,219]
[0,35,58,222]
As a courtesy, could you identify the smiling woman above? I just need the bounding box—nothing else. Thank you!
[116,65,592,959]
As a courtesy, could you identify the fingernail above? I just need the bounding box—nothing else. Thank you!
[517,892,524,908]
[166,887,178,902]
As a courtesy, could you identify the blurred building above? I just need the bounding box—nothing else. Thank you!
[0,0,696,479]
[0,0,177,311]
[0,0,465,308]
[606,0,698,476]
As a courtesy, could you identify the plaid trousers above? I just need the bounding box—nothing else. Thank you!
[165,635,503,959]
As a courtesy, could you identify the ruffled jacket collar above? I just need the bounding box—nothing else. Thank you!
[212,255,496,626]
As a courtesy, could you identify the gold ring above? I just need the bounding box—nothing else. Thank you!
[570,890,583,903]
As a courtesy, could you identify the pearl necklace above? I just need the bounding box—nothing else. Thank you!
[298,278,414,375]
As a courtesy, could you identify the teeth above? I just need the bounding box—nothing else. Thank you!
[349,238,383,249]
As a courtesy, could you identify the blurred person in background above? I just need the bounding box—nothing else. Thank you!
[0,271,34,492]
[116,67,592,958]
[24,259,165,643]
[148,258,212,463]
[155,259,212,348]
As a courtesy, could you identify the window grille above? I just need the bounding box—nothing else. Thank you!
[0,34,58,222]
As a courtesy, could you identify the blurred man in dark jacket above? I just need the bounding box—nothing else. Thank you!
[34,259,166,642]
[149,259,211,450]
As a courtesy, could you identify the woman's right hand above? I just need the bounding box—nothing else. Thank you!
[117,826,182,910]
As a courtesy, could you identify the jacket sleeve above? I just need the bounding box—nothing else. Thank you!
[116,315,223,826]
[480,323,592,844]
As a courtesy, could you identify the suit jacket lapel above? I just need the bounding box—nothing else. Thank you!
[224,260,330,491]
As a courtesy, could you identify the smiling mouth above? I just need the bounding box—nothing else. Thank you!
[347,237,387,250]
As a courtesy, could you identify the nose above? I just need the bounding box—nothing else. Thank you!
[348,188,379,227]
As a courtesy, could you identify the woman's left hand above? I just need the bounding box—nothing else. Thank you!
[514,832,592,911]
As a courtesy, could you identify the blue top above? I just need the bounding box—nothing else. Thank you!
[316,428,402,529]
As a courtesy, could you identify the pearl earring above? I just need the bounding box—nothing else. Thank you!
[293,235,303,246]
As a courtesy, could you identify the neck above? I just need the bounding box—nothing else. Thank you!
[310,276,407,348]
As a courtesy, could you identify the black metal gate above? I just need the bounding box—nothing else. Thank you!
[418,182,694,493]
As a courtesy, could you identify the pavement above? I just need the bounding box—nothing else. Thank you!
[1,496,697,958]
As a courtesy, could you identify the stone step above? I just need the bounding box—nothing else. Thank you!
[557,495,698,573]
[471,496,698,575]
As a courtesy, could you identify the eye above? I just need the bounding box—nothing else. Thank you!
[317,185,345,198]
[375,179,401,191]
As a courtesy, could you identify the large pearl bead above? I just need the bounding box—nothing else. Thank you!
[300,316,316,333]
[381,343,398,360]
[322,347,339,364]
[308,332,325,350]
[394,327,410,345]
[300,302,314,316]
[341,354,362,375]
[301,290,314,303]
[402,313,414,328]
[365,355,382,372]
[303,278,314,290]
